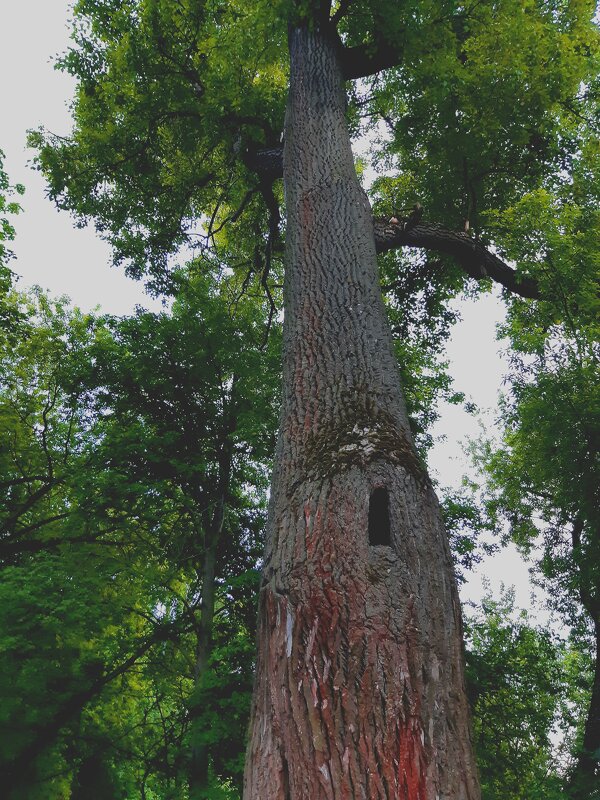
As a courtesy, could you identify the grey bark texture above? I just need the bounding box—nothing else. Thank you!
[244,24,481,800]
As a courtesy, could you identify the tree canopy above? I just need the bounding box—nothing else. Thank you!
[32,0,599,294]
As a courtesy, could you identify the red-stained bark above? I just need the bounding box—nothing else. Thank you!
[243,22,480,800]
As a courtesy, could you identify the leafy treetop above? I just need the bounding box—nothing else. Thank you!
[31,0,600,298]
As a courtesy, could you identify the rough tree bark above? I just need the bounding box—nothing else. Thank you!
[244,22,480,800]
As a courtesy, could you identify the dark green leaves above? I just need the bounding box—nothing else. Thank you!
[31,0,288,287]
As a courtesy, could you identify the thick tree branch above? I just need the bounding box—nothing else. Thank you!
[339,41,403,79]
[241,146,283,182]
[373,218,541,300]
[0,531,126,564]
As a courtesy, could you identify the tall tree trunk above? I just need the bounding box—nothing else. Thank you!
[571,617,600,798]
[244,23,480,800]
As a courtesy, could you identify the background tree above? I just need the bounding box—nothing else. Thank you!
[472,160,600,796]
[464,588,568,800]
[0,268,280,799]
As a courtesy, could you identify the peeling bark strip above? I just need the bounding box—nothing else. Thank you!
[244,24,480,800]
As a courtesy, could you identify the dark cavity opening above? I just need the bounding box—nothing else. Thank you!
[368,487,391,546]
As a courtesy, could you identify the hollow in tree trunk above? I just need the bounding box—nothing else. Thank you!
[244,23,480,800]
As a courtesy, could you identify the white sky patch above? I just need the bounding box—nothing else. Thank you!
[427,290,554,624]
[1,0,161,315]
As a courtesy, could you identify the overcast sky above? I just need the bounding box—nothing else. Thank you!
[1,1,545,619]
[1,0,159,315]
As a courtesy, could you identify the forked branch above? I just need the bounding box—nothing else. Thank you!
[339,41,404,79]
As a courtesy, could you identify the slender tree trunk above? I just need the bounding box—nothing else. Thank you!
[570,617,600,798]
[244,23,480,800]
[189,528,218,798]
[189,431,234,798]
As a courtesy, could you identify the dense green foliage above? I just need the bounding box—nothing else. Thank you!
[31,0,599,287]
[0,271,280,797]
[29,0,288,290]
